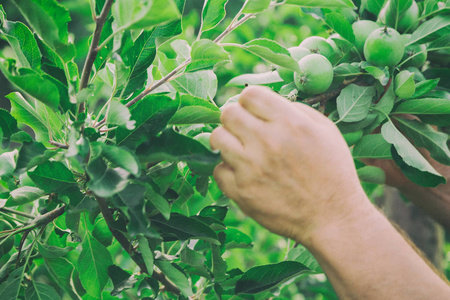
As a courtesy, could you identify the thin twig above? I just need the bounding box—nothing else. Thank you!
[32,205,66,227]
[79,0,114,114]
[96,196,132,252]
[303,77,359,105]
[49,140,69,149]
[125,13,256,109]
[0,207,34,219]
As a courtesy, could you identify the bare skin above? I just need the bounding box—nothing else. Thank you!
[210,85,450,299]
[364,148,450,230]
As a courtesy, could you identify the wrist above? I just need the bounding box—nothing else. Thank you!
[300,190,377,251]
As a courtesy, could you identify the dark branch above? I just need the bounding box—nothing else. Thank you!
[49,140,69,149]
[303,77,359,105]
[303,88,342,105]
[79,0,114,114]
[32,205,66,226]
[95,196,181,295]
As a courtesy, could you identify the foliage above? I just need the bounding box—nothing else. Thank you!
[0,0,449,299]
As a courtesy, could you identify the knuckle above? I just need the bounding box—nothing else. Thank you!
[220,103,239,124]
[240,85,266,104]
[286,117,304,131]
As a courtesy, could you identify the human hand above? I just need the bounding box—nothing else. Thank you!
[210,86,372,246]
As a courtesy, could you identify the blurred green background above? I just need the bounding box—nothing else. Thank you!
[1,1,448,299]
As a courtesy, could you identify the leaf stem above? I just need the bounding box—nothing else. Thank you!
[79,0,114,114]
[0,207,34,219]
[49,140,69,149]
[125,13,256,109]
[0,211,27,224]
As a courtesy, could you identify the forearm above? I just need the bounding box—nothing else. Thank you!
[305,198,450,299]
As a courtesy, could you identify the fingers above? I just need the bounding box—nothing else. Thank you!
[213,162,238,200]
[220,103,265,144]
[239,85,294,121]
[210,127,245,167]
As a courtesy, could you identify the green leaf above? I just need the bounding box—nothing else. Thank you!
[336,84,376,122]
[151,213,220,245]
[11,0,75,62]
[199,205,228,222]
[381,121,445,187]
[325,12,355,43]
[409,15,450,45]
[117,30,157,98]
[364,83,395,134]
[362,0,387,16]
[78,233,113,298]
[113,0,180,31]
[242,0,271,13]
[353,134,393,159]
[28,161,76,193]
[171,70,218,100]
[185,40,230,73]
[43,257,79,300]
[285,0,356,9]
[0,60,60,111]
[200,0,229,33]
[116,94,180,149]
[389,0,413,26]
[236,261,311,294]
[229,39,301,73]
[181,247,206,266]
[333,63,362,77]
[7,92,47,142]
[169,94,221,125]
[287,246,322,273]
[361,63,389,85]
[145,185,171,221]
[0,7,41,69]
[90,142,140,176]
[211,243,228,282]
[0,266,24,300]
[391,147,445,188]
[357,166,386,184]
[418,114,450,127]
[0,150,18,176]
[393,98,450,114]
[154,260,193,297]
[0,109,18,141]
[427,33,450,50]
[86,157,129,198]
[395,117,450,165]
[106,101,136,130]
[224,228,252,249]
[137,235,154,276]
[136,129,221,175]
[115,184,151,236]
[6,186,44,206]
[226,71,283,87]
[394,70,415,99]
[25,281,61,300]
[152,0,186,38]
[15,141,57,175]
[108,265,137,296]
[411,79,439,99]
[37,243,73,258]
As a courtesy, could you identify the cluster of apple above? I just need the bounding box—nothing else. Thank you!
[277,0,426,97]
